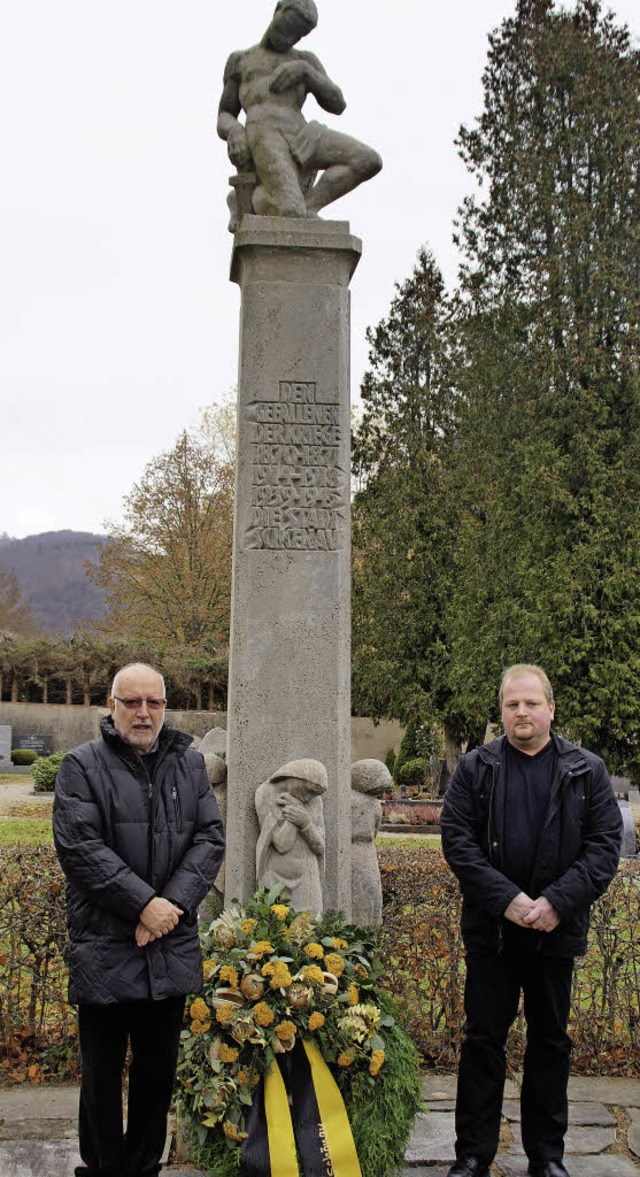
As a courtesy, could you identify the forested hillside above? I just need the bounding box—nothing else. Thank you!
[0,531,107,634]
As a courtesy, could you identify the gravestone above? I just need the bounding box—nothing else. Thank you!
[0,725,11,768]
[618,799,637,858]
[14,734,52,757]
[611,775,631,797]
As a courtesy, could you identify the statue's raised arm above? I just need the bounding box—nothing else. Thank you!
[217,0,382,231]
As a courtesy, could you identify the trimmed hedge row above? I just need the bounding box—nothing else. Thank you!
[1,844,638,1080]
[377,845,640,1075]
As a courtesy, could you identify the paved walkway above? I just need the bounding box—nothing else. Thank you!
[1,1075,639,1175]
[0,778,51,816]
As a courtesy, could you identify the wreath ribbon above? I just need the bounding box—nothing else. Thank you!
[242,1039,362,1176]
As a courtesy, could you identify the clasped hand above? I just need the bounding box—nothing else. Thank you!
[136,897,184,947]
[504,891,560,932]
[276,792,309,830]
[269,60,309,93]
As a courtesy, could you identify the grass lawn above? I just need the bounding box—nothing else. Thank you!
[376,833,441,849]
[0,816,53,846]
[0,774,54,845]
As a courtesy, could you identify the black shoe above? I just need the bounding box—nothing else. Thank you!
[447,1160,491,1177]
[527,1162,570,1177]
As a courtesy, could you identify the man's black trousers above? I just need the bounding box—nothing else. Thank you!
[454,948,573,1169]
[76,996,185,1177]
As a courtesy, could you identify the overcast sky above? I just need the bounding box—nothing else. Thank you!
[1,0,637,540]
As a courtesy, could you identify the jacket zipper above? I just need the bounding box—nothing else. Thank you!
[147,779,155,885]
[172,785,182,832]
[487,762,504,952]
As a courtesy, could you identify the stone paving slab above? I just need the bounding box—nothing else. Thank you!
[0,1086,78,1120]
[405,1111,456,1165]
[400,1168,451,1176]
[503,1099,615,1126]
[422,1075,520,1101]
[0,1140,80,1177]
[497,1156,640,1176]
[0,1117,76,1142]
[505,1124,616,1156]
[567,1076,640,1106]
[401,1168,451,1175]
[630,1108,640,1160]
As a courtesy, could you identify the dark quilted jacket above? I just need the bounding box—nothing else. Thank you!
[53,717,225,1005]
[441,732,622,957]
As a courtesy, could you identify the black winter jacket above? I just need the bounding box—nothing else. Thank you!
[440,733,622,957]
[53,717,225,1006]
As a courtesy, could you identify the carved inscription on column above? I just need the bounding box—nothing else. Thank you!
[243,381,348,553]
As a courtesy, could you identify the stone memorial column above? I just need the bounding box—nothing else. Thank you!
[224,215,361,916]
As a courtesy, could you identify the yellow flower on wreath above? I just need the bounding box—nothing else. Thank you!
[338,1048,356,1067]
[219,965,239,988]
[275,1020,296,1041]
[332,938,349,950]
[190,997,209,1021]
[347,983,359,1006]
[354,964,369,980]
[271,904,290,920]
[215,1002,236,1025]
[252,941,275,958]
[308,1012,325,1031]
[223,1121,248,1142]
[323,953,346,977]
[300,965,325,985]
[254,1002,275,1027]
[369,1049,385,1076]
[304,942,325,960]
[202,959,218,980]
[262,961,293,989]
[219,1044,239,1063]
[241,918,258,936]
[190,1018,211,1035]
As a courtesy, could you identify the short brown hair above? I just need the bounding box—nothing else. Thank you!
[499,663,554,705]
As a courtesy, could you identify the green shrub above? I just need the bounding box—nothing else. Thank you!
[32,751,65,793]
[384,746,396,776]
[10,748,38,766]
[396,756,430,791]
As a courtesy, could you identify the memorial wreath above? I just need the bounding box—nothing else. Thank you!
[176,886,422,1176]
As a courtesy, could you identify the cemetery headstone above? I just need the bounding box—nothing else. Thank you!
[0,726,11,768]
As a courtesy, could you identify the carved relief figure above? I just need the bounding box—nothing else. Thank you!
[217,0,382,230]
[350,758,391,926]
[255,758,327,912]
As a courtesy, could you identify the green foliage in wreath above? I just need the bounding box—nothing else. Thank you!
[176,887,422,1177]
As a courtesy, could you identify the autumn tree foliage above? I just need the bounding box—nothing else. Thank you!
[88,429,233,651]
[0,571,36,636]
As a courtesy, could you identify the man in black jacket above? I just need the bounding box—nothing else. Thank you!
[441,664,622,1177]
[53,663,225,1177]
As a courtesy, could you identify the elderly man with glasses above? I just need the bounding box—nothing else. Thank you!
[53,662,225,1177]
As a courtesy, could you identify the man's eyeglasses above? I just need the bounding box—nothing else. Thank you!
[112,696,166,712]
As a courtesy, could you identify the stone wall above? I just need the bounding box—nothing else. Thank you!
[0,703,402,760]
